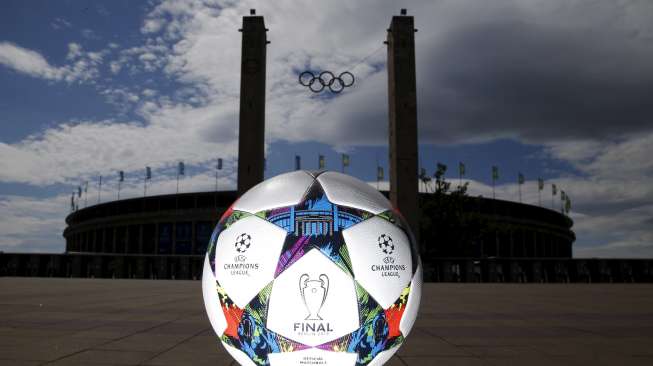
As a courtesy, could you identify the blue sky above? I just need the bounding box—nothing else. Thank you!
[1,0,652,257]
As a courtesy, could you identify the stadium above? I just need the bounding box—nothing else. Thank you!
[2,187,651,282]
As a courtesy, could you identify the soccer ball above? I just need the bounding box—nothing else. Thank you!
[202,170,422,366]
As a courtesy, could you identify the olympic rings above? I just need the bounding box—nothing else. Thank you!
[298,70,355,94]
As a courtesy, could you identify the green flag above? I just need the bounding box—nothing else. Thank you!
[295,155,301,171]
[318,155,325,169]
[436,162,447,175]
[492,166,499,180]
[377,166,384,180]
[342,154,350,167]
[459,162,465,176]
[518,172,525,185]
[552,183,557,195]
[538,178,544,190]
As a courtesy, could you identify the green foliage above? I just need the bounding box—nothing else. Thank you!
[419,170,490,258]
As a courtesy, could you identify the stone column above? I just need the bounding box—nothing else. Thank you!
[387,9,419,237]
[237,9,268,195]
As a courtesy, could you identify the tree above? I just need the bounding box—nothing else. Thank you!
[419,165,489,259]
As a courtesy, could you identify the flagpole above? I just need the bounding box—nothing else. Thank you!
[518,180,522,203]
[97,176,102,204]
[538,188,541,207]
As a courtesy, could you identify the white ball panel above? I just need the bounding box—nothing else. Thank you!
[400,261,423,337]
[342,216,413,309]
[269,348,357,366]
[368,345,401,366]
[202,255,227,337]
[222,341,257,366]
[317,171,391,214]
[214,215,287,308]
[233,170,315,213]
[267,249,359,347]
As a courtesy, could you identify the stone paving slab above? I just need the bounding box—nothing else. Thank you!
[1,278,652,365]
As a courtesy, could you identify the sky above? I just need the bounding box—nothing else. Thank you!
[1,0,652,257]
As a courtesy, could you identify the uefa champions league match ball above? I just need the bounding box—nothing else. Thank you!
[202,170,422,366]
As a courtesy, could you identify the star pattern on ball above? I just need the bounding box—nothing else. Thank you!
[378,234,394,255]
[257,181,375,278]
[234,233,251,253]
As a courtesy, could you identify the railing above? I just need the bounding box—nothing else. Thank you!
[1,253,651,282]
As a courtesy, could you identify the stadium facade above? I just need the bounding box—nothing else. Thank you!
[1,189,651,282]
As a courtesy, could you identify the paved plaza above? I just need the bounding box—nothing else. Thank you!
[1,278,652,365]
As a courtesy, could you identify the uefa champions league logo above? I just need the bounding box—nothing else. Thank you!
[224,233,259,275]
[372,233,406,278]
[234,233,250,262]
[299,274,329,320]
[234,233,251,253]
[378,234,394,255]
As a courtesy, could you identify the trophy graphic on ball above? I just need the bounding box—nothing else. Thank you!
[299,274,329,320]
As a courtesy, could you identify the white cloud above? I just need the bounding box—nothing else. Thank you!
[0,42,105,84]
[0,42,66,80]
[50,17,72,30]
[67,42,83,60]
[0,194,68,252]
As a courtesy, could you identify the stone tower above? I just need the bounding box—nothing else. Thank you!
[237,10,268,194]
[387,9,419,235]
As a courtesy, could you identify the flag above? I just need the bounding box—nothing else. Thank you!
[565,196,571,213]
[492,166,499,180]
[518,173,525,185]
[318,155,325,170]
[342,154,350,168]
[552,183,557,195]
[459,162,465,176]
[377,166,384,180]
[146,166,151,180]
[70,193,75,211]
[217,158,223,170]
[77,186,82,197]
[178,161,185,176]
[538,178,544,190]
[84,181,88,193]
[119,171,124,182]
[295,155,301,171]
[561,190,566,201]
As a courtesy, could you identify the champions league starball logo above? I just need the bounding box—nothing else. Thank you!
[224,233,259,275]
[373,233,405,277]
[378,233,395,255]
[234,233,251,253]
